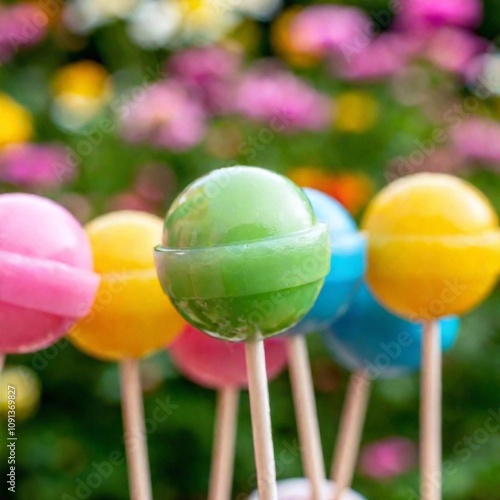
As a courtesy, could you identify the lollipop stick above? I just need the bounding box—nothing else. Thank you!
[331,371,371,500]
[287,335,326,500]
[245,341,278,500]
[208,386,240,500]
[421,321,442,500]
[120,358,153,500]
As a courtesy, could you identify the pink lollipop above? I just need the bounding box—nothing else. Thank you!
[169,325,288,500]
[0,194,99,368]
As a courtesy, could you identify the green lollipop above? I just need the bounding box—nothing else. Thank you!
[155,166,330,341]
[155,166,330,500]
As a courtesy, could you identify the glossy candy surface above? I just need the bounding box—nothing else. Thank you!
[70,211,184,361]
[323,284,460,379]
[169,325,288,389]
[290,188,365,334]
[0,194,99,354]
[247,478,367,499]
[362,173,500,320]
[155,166,331,341]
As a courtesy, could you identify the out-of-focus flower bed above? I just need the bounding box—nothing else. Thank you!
[0,0,499,499]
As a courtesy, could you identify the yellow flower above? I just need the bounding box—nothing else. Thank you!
[52,61,113,126]
[0,93,33,149]
[53,60,112,100]
[0,366,41,421]
[176,0,238,40]
[335,91,379,133]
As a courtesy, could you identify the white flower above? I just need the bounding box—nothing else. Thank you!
[127,0,182,48]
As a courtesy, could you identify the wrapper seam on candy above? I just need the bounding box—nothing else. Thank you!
[362,173,500,320]
[154,166,332,341]
[0,249,99,317]
[155,224,330,299]
[0,193,99,354]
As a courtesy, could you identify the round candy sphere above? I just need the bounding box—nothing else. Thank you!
[362,173,500,320]
[155,166,331,341]
[0,194,99,354]
[290,188,365,334]
[322,284,460,379]
[169,325,288,389]
[69,211,185,361]
[247,478,367,500]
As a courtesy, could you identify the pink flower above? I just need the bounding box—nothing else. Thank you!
[451,117,500,168]
[337,33,417,82]
[424,28,489,76]
[0,143,75,188]
[167,45,242,115]
[290,5,372,59]
[234,63,331,132]
[120,81,206,151]
[0,4,48,62]
[396,0,482,31]
[359,437,417,480]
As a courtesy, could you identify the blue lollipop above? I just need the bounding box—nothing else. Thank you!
[285,188,366,500]
[322,284,459,500]
[323,284,459,378]
[292,188,366,333]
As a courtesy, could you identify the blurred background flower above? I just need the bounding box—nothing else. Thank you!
[359,437,417,480]
[0,3,48,62]
[0,93,33,148]
[0,366,41,421]
[51,60,113,129]
[235,63,331,131]
[119,81,207,150]
[1,0,499,498]
[0,143,75,189]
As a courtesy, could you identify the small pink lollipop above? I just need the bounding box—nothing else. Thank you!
[169,325,288,500]
[0,193,99,371]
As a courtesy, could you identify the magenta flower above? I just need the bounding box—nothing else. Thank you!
[0,143,75,188]
[167,45,242,115]
[234,63,331,132]
[424,28,489,76]
[0,4,48,62]
[396,0,482,31]
[451,117,500,168]
[337,33,417,82]
[290,5,372,59]
[359,437,417,480]
[120,81,206,151]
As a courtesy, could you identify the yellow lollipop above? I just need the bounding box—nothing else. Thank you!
[362,173,500,320]
[70,211,184,360]
[362,173,500,500]
[70,211,184,500]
